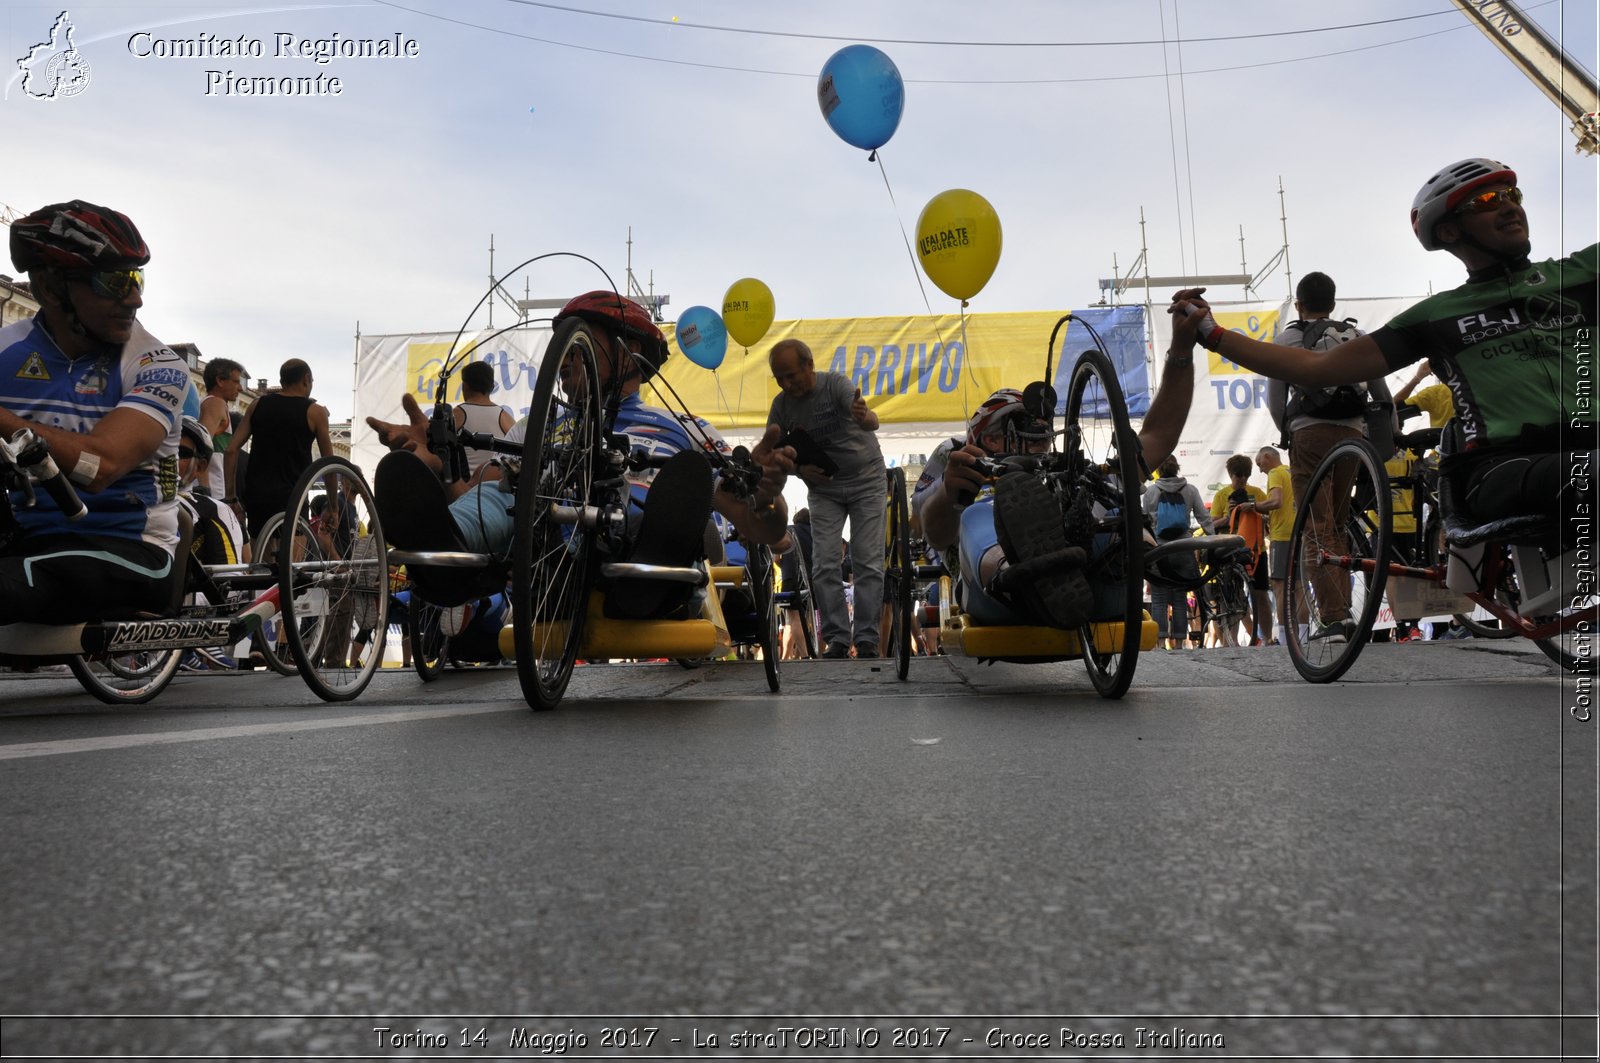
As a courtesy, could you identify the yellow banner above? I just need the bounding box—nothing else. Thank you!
[655,310,1090,428]
[1206,308,1281,376]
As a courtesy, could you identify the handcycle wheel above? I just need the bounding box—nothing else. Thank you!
[1285,437,1391,683]
[884,466,914,680]
[278,457,388,702]
[69,648,183,705]
[248,511,300,676]
[748,544,781,692]
[408,599,447,681]
[513,316,603,711]
[1064,347,1145,698]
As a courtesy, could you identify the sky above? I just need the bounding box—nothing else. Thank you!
[3,0,1597,424]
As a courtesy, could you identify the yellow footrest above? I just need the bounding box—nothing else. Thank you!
[498,591,726,660]
[940,612,1158,659]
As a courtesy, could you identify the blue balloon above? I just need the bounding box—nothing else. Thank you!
[675,305,727,370]
[818,45,904,152]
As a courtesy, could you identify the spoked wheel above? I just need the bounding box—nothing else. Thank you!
[249,511,299,676]
[408,599,447,681]
[1285,438,1391,683]
[748,544,781,692]
[278,457,388,702]
[69,648,183,705]
[795,562,819,659]
[884,466,914,680]
[513,316,603,711]
[1063,347,1145,698]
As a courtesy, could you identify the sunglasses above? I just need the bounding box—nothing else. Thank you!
[177,446,196,459]
[1453,187,1522,215]
[75,268,145,299]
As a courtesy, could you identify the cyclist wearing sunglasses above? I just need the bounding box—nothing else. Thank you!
[1169,157,1597,526]
[0,199,189,623]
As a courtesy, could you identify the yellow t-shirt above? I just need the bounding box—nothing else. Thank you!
[1210,483,1267,532]
[1382,454,1417,534]
[1407,384,1455,429]
[1265,464,1294,542]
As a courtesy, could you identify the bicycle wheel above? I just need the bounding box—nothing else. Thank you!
[409,599,447,681]
[279,457,388,702]
[787,557,819,659]
[1285,437,1391,683]
[1064,347,1144,698]
[513,316,603,711]
[69,648,182,705]
[748,544,781,692]
[248,511,299,676]
[885,466,914,680]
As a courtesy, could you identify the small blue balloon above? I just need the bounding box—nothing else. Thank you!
[818,44,904,152]
[675,305,727,370]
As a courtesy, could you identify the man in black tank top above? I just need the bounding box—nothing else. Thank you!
[223,358,333,541]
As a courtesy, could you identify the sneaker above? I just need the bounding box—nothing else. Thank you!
[822,643,851,659]
[1437,625,1472,641]
[1309,619,1352,644]
[854,643,879,659]
[441,600,475,636]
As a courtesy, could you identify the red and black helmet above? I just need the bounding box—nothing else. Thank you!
[555,290,669,380]
[9,199,150,272]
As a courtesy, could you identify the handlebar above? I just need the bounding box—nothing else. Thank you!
[2,428,86,521]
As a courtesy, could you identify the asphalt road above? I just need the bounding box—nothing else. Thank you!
[0,638,1594,1061]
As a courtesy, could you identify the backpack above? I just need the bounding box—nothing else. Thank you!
[1154,491,1190,541]
[1283,318,1367,422]
[1228,497,1267,576]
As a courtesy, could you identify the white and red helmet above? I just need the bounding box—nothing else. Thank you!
[1409,157,1517,252]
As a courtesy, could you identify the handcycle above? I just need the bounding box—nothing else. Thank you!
[1283,422,1597,682]
[924,324,1241,699]
[385,273,785,711]
[880,466,947,677]
[0,429,388,704]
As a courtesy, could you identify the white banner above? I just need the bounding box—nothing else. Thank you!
[350,325,551,481]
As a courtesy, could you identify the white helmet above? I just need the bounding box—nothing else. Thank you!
[1410,157,1517,251]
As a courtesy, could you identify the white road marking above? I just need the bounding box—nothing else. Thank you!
[0,703,514,761]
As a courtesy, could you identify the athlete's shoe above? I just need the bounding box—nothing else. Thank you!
[1309,619,1352,644]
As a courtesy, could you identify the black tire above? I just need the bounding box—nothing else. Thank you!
[885,466,914,680]
[749,545,781,692]
[1285,437,1391,683]
[409,599,447,681]
[69,648,182,705]
[1063,347,1144,698]
[248,511,299,677]
[783,558,819,659]
[513,317,603,711]
[279,457,388,702]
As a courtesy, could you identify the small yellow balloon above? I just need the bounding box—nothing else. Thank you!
[722,277,776,348]
[915,189,1002,302]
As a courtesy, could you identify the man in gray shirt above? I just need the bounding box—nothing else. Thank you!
[767,338,886,658]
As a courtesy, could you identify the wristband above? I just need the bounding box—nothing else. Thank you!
[68,450,100,487]
[1165,349,1194,369]
[1193,313,1225,351]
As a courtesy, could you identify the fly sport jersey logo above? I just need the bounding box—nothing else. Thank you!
[15,11,92,100]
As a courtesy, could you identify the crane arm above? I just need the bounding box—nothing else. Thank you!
[1449,0,1599,154]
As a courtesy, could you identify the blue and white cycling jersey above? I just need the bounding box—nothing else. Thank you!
[0,317,184,550]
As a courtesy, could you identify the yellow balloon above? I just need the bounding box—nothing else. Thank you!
[915,189,1002,302]
[722,277,775,349]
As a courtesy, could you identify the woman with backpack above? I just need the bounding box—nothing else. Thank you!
[1143,455,1210,649]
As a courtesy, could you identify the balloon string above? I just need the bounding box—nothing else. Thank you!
[875,151,956,428]
[958,303,973,424]
[875,152,938,321]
